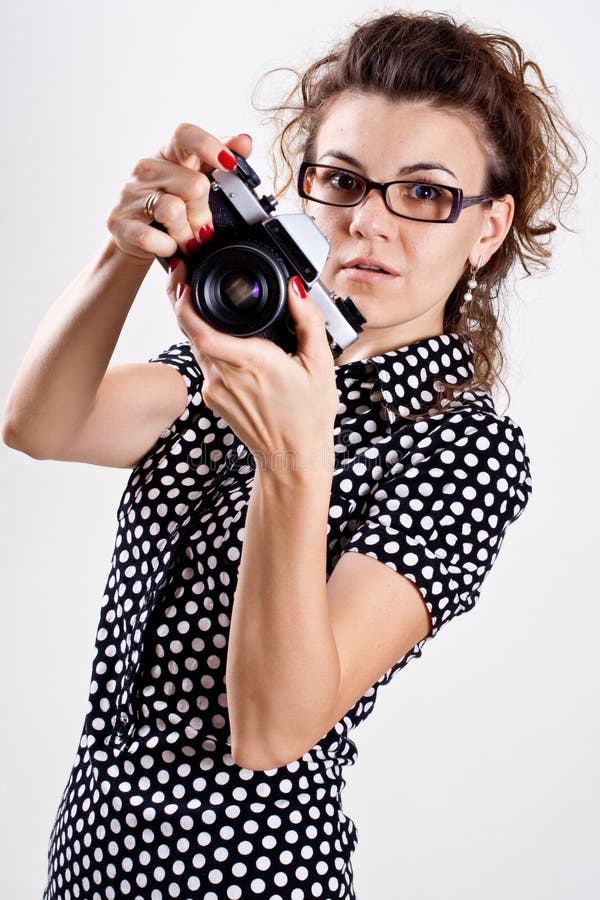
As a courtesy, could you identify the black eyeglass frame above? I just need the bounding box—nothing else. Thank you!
[297,161,497,224]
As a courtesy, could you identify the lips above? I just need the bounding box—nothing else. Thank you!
[340,256,400,285]
[342,256,399,276]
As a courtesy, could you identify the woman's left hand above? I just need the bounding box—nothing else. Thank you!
[166,260,340,474]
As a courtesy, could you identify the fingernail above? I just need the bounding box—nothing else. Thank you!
[217,149,237,171]
[198,223,214,243]
[291,276,307,299]
[185,238,201,255]
[176,281,185,301]
[167,256,179,273]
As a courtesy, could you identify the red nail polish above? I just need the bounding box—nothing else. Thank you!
[217,149,237,171]
[167,256,179,273]
[198,224,214,243]
[185,238,201,255]
[176,281,185,301]
[291,276,307,299]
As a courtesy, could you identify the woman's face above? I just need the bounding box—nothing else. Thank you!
[303,92,513,362]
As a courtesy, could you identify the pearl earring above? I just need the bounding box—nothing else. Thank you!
[460,255,483,316]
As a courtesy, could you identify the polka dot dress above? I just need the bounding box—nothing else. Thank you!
[43,332,532,899]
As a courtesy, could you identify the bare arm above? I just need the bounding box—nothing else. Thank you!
[2,125,253,462]
[2,238,151,457]
[226,465,341,769]
[227,464,431,772]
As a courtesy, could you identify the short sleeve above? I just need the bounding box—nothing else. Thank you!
[147,340,205,439]
[116,340,229,520]
[339,412,533,638]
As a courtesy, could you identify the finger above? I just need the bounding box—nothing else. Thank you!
[143,132,251,251]
[133,157,212,252]
[191,316,266,367]
[167,268,266,365]
[165,259,191,340]
[183,133,253,236]
[142,189,207,258]
[222,132,253,161]
[166,270,217,373]
[158,122,239,175]
[109,211,179,260]
[154,123,238,246]
[286,276,331,363]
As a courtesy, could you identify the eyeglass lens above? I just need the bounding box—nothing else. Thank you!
[302,165,456,222]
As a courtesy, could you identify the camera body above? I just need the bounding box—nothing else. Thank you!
[153,153,366,357]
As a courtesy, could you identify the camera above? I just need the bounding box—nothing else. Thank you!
[152,152,366,357]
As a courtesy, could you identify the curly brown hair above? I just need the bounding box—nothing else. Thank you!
[258,10,586,415]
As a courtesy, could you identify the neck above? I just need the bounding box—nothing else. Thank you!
[334,321,445,365]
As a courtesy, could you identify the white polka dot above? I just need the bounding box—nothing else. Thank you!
[43,336,531,899]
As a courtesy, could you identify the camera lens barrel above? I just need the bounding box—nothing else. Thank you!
[190,242,289,337]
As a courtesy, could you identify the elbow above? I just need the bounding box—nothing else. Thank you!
[230,722,317,771]
[231,747,274,773]
[1,418,42,458]
[230,729,282,772]
[228,699,335,772]
[1,416,18,448]
[231,739,300,772]
[230,721,303,771]
[2,417,26,453]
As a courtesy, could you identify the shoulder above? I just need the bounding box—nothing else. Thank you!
[341,395,533,638]
[385,391,533,521]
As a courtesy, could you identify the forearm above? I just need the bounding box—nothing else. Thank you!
[2,237,152,455]
[226,459,340,769]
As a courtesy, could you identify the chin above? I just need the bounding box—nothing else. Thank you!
[333,281,444,330]
[363,314,411,331]
[335,285,405,321]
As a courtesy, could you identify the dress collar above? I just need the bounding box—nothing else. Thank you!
[334,332,490,423]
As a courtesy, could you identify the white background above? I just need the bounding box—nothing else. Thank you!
[1,1,598,898]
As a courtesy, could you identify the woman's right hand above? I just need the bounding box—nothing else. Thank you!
[106,124,253,265]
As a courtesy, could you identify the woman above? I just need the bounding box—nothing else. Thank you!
[2,10,582,900]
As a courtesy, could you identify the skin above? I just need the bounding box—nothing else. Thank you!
[122,97,518,768]
[187,94,517,767]
[302,92,515,363]
[9,98,518,771]
[165,92,515,466]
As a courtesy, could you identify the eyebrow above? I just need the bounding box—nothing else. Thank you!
[318,150,457,181]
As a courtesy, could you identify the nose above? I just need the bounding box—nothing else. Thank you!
[348,186,395,240]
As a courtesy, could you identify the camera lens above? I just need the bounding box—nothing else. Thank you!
[219,270,263,311]
[191,242,288,336]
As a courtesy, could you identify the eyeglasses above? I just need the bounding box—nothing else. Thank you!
[297,162,496,224]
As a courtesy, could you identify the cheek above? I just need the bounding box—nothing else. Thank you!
[404,224,473,275]
[306,203,347,239]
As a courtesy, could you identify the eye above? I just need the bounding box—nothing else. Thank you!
[326,170,362,192]
[409,182,443,202]
[302,165,365,205]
